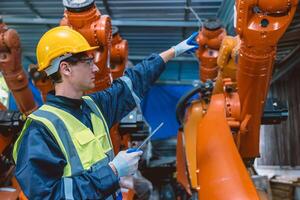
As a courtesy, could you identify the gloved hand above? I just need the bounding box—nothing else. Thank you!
[110,150,143,177]
[172,32,199,57]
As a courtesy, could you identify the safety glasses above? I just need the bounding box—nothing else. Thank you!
[78,57,94,67]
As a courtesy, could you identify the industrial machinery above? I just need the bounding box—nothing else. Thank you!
[108,26,130,155]
[0,19,37,200]
[176,0,298,199]
[110,26,129,80]
[29,64,53,102]
[0,20,37,115]
[196,19,226,82]
[60,0,112,92]
[176,18,225,197]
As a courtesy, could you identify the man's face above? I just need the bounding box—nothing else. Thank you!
[68,55,99,91]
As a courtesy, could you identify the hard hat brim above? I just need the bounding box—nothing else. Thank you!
[38,45,99,72]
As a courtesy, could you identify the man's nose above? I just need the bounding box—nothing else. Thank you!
[92,63,99,73]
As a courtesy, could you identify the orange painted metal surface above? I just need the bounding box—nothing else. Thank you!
[110,28,128,79]
[196,19,226,82]
[0,102,11,153]
[110,123,122,155]
[196,94,258,199]
[0,21,37,115]
[122,189,135,200]
[235,0,298,159]
[176,129,192,196]
[176,1,298,199]
[178,19,226,195]
[34,76,53,102]
[60,2,112,92]
[213,36,239,94]
[29,64,53,102]
[182,100,204,190]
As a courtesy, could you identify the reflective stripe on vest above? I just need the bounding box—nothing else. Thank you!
[82,96,114,154]
[13,96,113,176]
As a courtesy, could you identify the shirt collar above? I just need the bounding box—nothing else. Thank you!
[46,91,83,109]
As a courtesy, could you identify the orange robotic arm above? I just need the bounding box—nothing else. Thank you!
[110,26,128,80]
[60,0,112,92]
[194,1,297,199]
[235,0,298,159]
[108,27,129,155]
[29,64,53,102]
[176,1,297,199]
[176,19,226,196]
[196,19,226,82]
[0,21,37,115]
[0,20,35,200]
[213,36,240,94]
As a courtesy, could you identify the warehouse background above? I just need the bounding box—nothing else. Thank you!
[1,0,300,193]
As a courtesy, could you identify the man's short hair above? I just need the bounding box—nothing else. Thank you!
[48,52,88,84]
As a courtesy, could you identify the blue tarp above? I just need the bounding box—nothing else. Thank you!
[142,84,194,140]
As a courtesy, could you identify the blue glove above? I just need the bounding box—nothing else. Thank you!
[110,150,143,177]
[172,32,199,57]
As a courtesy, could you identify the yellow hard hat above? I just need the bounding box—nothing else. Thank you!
[36,26,98,73]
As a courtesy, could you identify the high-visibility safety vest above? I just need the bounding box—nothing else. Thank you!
[13,96,116,200]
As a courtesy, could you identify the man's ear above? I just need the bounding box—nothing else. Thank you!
[59,61,72,76]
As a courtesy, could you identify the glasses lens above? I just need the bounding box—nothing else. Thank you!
[80,57,94,66]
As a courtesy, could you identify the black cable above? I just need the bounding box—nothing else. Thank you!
[176,80,213,125]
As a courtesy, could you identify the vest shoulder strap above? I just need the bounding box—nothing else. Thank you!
[82,96,109,133]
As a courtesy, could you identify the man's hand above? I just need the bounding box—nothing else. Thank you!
[119,176,134,189]
[172,32,199,57]
[110,150,143,177]
[159,32,199,63]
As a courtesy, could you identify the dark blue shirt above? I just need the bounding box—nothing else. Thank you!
[15,54,165,200]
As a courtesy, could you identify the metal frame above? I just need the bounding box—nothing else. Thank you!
[271,44,300,84]
[1,0,298,84]
[2,17,200,27]
[102,0,112,16]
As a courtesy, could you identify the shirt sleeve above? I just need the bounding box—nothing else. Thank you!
[90,54,166,128]
[14,120,119,200]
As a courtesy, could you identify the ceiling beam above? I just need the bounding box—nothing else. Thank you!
[2,17,199,27]
[113,19,198,27]
[271,44,300,84]
[102,0,113,17]
[129,55,197,62]
[24,55,35,64]
[22,52,198,62]
[182,0,192,38]
[23,0,42,18]
[155,79,200,86]
[23,0,51,29]
[280,29,300,43]
[217,0,234,34]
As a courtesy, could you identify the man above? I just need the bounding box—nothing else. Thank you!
[13,26,198,199]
